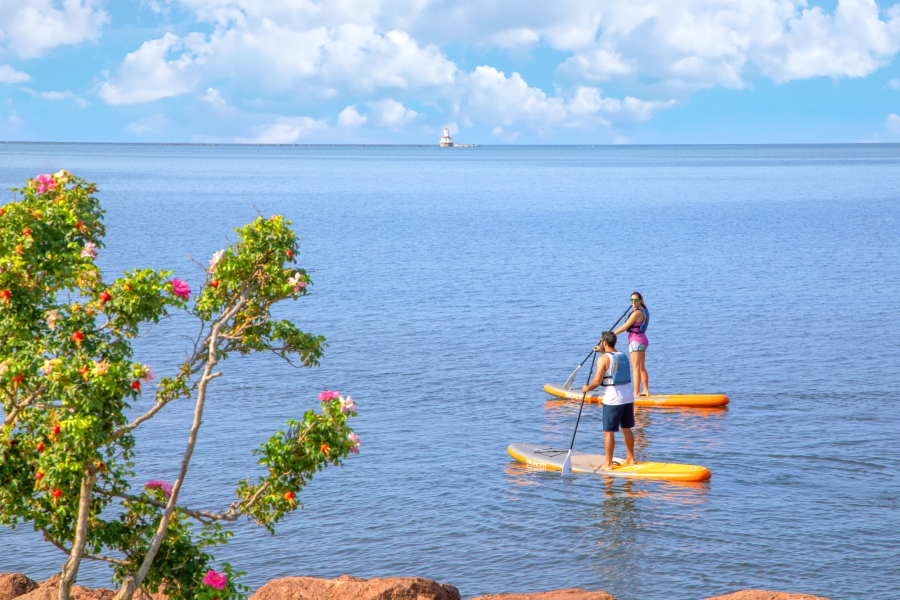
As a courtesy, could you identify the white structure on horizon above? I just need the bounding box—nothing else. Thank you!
[439,127,454,147]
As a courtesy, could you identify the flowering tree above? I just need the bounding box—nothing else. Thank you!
[0,172,360,600]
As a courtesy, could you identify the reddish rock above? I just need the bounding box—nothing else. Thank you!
[249,575,461,600]
[0,574,39,600]
[705,591,830,600]
[470,589,616,600]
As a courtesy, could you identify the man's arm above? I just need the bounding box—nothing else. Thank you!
[583,354,609,392]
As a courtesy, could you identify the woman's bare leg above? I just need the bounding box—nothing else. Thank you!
[629,351,641,397]
[634,350,648,395]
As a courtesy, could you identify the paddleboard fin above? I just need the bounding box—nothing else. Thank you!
[561,450,573,476]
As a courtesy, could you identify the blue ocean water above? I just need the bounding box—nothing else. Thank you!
[1,144,898,600]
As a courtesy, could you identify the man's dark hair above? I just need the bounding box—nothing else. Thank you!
[601,331,617,348]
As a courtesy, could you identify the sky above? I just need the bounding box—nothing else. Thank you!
[3,0,900,144]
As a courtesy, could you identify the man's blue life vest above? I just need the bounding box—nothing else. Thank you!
[627,308,649,334]
[601,351,632,386]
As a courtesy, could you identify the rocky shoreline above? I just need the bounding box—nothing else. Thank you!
[0,573,830,600]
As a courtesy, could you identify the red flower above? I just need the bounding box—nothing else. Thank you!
[131,381,141,391]
[0,208,5,215]
[320,443,329,454]
[210,280,219,288]
[0,289,10,300]
[284,491,295,501]
[51,489,62,498]
[52,425,61,435]
[285,249,293,259]
[22,228,31,236]
[71,331,84,345]
[35,471,44,480]
[76,220,83,229]
[36,442,45,452]
[99,291,111,303]
[12,374,23,385]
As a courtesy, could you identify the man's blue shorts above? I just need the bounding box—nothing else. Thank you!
[602,403,635,432]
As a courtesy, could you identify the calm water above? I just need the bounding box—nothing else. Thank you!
[1,144,899,600]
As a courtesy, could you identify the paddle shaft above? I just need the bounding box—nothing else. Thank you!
[567,349,597,451]
[566,305,631,451]
[573,306,633,370]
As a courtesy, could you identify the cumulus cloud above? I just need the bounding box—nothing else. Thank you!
[0,0,108,58]
[371,98,418,127]
[461,66,674,133]
[0,65,31,83]
[338,105,367,126]
[126,113,169,134]
[885,113,900,133]
[97,19,457,105]
[201,87,227,106]
[888,78,900,90]
[404,0,900,90]
[97,33,204,105]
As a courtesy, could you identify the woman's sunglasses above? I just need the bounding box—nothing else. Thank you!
[630,299,640,303]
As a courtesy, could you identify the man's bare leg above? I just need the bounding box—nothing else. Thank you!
[601,431,616,469]
[622,428,635,465]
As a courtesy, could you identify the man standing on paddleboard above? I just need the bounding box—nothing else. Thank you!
[582,331,636,470]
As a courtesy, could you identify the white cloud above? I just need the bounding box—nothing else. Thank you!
[21,88,88,107]
[126,113,169,134]
[98,20,457,105]
[0,65,31,83]
[97,33,204,105]
[0,0,108,58]
[885,113,900,133]
[201,87,227,106]
[338,105,367,126]
[888,78,900,90]
[461,66,673,133]
[371,98,418,127]
[238,117,327,143]
[8,111,23,124]
[403,0,900,90]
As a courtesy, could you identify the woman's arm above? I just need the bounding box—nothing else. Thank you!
[614,311,638,335]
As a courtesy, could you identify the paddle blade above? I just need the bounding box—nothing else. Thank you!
[563,366,580,390]
[561,450,573,476]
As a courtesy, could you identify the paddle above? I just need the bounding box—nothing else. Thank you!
[563,306,632,390]
[561,346,598,476]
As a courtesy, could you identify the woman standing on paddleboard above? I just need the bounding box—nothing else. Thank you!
[614,292,649,397]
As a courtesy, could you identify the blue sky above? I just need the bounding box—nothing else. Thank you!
[3,0,900,144]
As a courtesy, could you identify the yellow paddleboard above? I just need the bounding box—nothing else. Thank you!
[544,383,729,408]
[508,443,711,482]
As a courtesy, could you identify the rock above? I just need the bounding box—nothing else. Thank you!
[704,591,830,600]
[470,589,616,600]
[11,575,115,600]
[249,575,461,600]
[0,574,39,600]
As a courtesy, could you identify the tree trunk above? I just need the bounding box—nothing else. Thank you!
[59,470,97,600]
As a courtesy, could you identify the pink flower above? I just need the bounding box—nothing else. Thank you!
[203,570,228,590]
[209,250,224,272]
[81,243,97,259]
[145,480,173,498]
[171,279,191,299]
[318,390,339,402]
[348,432,360,454]
[287,272,307,293]
[33,174,57,194]
[340,396,356,413]
[141,366,157,383]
